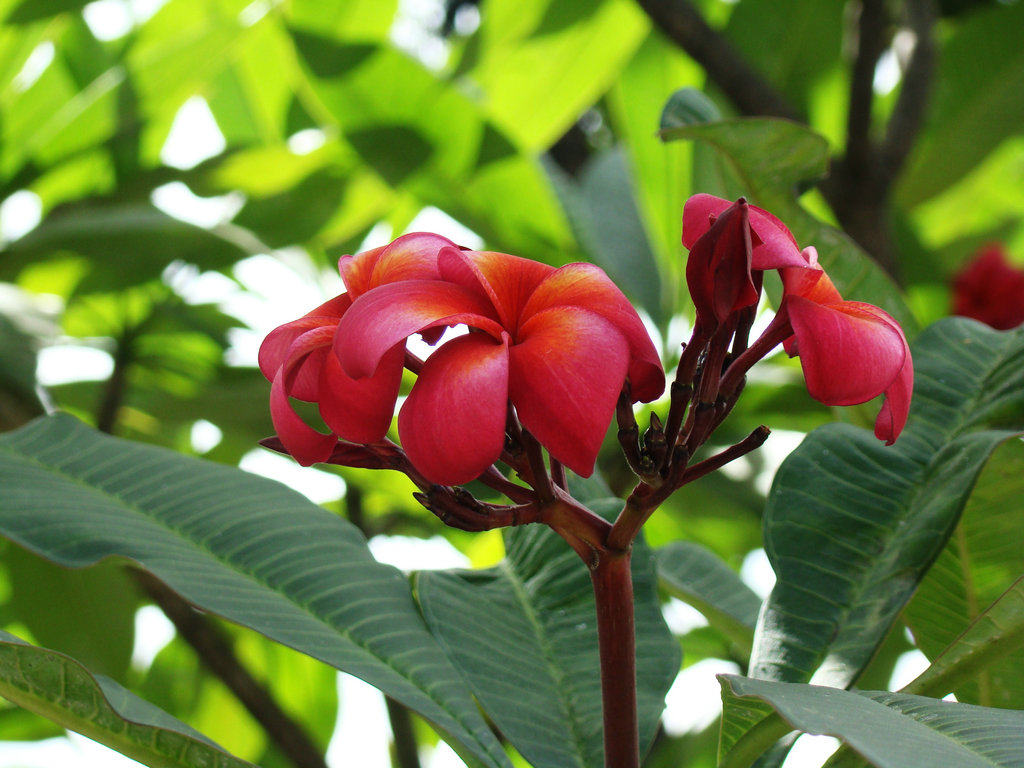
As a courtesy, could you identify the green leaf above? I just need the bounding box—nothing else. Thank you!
[655,541,760,658]
[464,0,648,150]
[904,573,1024,703]
[6,547,138,681]
[720,676,1024,768]
[4,0,88,23]
[902,439,1024,707]
[751,319,1024,689]
[549,147,664,325]
[0,629,256,768]
[0,413,511,768]
[660,116,914,330]
[416,498,679,768]
[658,87,722,133]
[0,201,251,292]
[897,2,1024,206]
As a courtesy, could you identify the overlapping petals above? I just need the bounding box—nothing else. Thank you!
[780,258,913,444]
[261,236,665,484]
[335,247,665,483]
[258,233,457,466]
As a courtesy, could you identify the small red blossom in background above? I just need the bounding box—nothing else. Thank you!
[685,195,913,444]
[951,243,1024,330]
[259,233,664,485]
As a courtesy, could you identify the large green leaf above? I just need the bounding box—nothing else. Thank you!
[660,110,914,330]
[655,541,760,658]
[0,629,256,768]
[416,497,678,768]
[897,2,1024,207]
[902,438,1024,707]
[719,675,1024,768]
[0,201,251,291]
[0,413,511,768]
[750,319,1024,689]
[464,0,648,150]
[903,574,1024,703]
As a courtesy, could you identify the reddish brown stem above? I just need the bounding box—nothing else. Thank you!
[590,552,638,768]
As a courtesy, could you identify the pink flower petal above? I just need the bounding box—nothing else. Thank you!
[874,349,913,444]
[787,297,908,407]
[335,280,504,379]
[686,199,759,325]
[318,344,404,443]
[258,294,351,382]
[398,333,510,484]
[520,263,664,402]
[269,368,338,466]
[338,232,454,297]
[682,194,804,270]
[509,307,630,477]
[438,247,554,331]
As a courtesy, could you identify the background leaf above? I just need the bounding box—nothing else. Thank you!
[0,629,256,768]
[750,319,1024,690]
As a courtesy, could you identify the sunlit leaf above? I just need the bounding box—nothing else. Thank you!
[0,629,257,768]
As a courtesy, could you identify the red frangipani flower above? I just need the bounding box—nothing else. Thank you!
[683,194,913,444]
[258,233,456,466]
[336,247,664,484]
[951,243,1024,330]
[259,235,665,485]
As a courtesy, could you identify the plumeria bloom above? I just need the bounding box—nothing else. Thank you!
[778,250,913,444]
[682,194,809,327]
[258,233,457,466]
[335,247,664,484]
[260,235,665,485]
[683,194,913,444]
[951,243,1024,330]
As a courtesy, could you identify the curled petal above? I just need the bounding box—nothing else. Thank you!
[399,333,510,485]
[874,349,913,444]
[682,193,805,270]
[787,297,908,407]
[509,307,630,477]
[338,232,454,297]
[269,368,338,466]
[519,263,664,402]
[336,281,504,379]
[781,262,843,305]
[258,294,351,384]
[438,247,554,331]
[686,200,759,325]
[318,344,404,443]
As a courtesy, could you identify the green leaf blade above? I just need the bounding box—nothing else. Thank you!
[0,413,510,768]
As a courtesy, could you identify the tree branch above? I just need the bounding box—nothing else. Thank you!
[633,0,801,122]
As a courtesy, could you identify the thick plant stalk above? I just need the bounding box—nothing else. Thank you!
[590,550,639,768]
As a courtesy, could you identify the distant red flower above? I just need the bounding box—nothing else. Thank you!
[951,244,1024,330]
[260,235,665,484]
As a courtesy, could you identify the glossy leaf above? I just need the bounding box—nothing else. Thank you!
[656,541,760,657]
[0,629,256,768]
[897,2,1024,206]
[417,497,678,768]
[720,675,1024,768]
[902,438,1024,707]
[750,319,1024,689]
[0,413,511,768]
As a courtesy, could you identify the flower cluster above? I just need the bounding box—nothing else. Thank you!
[682,194,913,444]
[259,233,664,485]
[951,243,1024,330]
